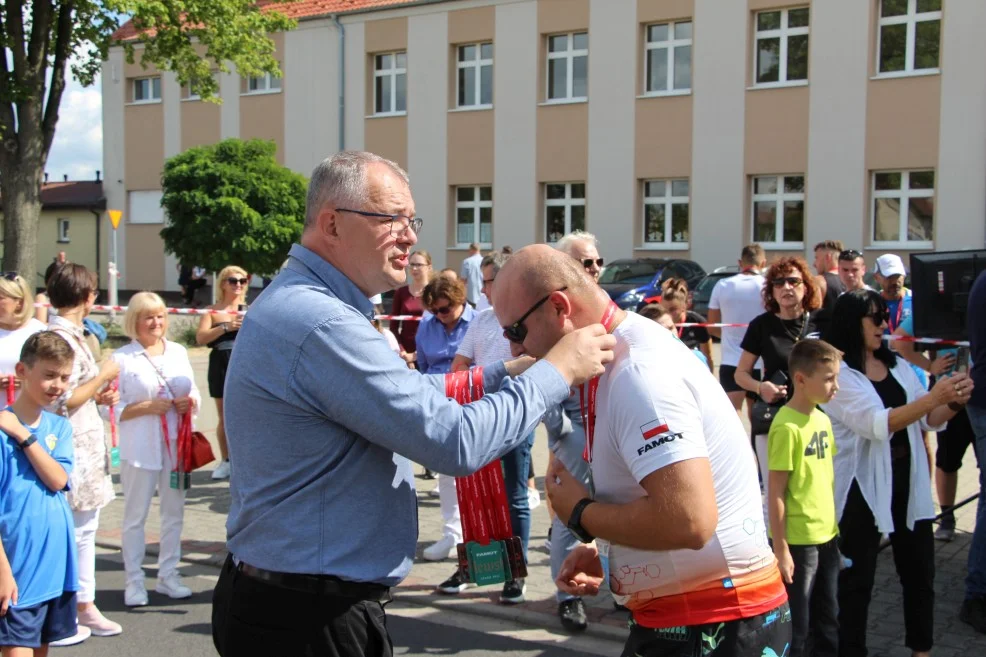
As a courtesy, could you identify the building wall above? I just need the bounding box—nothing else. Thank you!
[37,210,100,276]
[105,0,986,291]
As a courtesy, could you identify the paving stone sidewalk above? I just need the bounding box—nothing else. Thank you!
[94,349,986,654]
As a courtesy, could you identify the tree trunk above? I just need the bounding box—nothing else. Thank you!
[1,160,43,288]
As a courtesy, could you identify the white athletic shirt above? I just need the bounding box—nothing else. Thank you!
[456,308,513,367]
[0,318,46,375]
[708,272,766,367]
[590,313,784,628]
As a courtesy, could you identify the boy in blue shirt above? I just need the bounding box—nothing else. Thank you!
[0,331,81,653]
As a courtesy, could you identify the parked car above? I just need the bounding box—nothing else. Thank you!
[691,266,740,319]
[598,258,706,311]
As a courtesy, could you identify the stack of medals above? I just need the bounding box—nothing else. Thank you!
[445,367,527,586]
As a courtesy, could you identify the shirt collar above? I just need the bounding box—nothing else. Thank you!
[49,315,85,338]
[286,244,375,320]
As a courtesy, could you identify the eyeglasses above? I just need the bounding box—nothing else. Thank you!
[336,208,424,238]
[1,272,19,281]
[226,277,249,286]
[865,309,890,325]
[502,287,568,344]
[432,304,454,315]
[770,277,804,289]
[839,249,863,261]
[582,258,604,269]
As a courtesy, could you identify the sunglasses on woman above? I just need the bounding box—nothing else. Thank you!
[227,277,249,286]
[866,309,890,324]
[432,304,454,315]
[582,258,604,269]
[2,272,19,282]
[770,277,803,289]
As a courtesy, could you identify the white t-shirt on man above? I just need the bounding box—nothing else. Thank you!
[708,272,766,367]
[590,313,783,629]
[456,308,512,367]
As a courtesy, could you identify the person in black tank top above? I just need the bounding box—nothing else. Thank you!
[812,241,846,337]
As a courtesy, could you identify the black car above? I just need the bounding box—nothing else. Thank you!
[598,258,707,311]
[691,266,740,319]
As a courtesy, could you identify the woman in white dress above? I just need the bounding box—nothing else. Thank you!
[112,292,200,607]
[0,272,46,388]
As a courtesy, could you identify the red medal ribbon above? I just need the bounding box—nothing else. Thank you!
[580,301,619,464]
[109,376,119,448]
[6,375,14,405]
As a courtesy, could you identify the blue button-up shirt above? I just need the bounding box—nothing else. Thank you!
[415,306,476,375]
[223,244,569,586]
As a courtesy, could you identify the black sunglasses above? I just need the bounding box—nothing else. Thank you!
[2,272,19,281]
[582,258,604,269]
[432,304,453,315]
[226,277,249,285]
[502,287,568,344]
[839,249,863,261]
[770,277,804,289]
[866,309,890,324]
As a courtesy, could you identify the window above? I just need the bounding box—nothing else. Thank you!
[128,190,165,224]
[643,180,690,246]
[246,72,281,94]
[374,52,407,115]
[545,183,586,242]
[751,175,805,246]
[754,7,809,85]
[132,77,161,103]
[455,186,492,246]
[872,170,934,245]
[877,0,941,75]
[457,43,493,108]
[57,218,70,243]
[546,32,588,101]
[644,21,692,94]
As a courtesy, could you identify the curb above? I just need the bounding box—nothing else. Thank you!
[94,534,629,646]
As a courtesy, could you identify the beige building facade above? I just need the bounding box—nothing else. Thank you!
[102,0,986,291]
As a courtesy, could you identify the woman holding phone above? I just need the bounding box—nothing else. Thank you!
[196,265,248,480]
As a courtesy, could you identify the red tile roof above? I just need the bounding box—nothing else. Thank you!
[39,181,106,210]
[112,0,425,41]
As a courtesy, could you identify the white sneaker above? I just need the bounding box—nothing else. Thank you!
[211,460,231,480]
[77,605,122,637]
[50,624,92,647]
[125,581,149,607]
[155,574,193,599]
[423,535,457,561]
[527,487,541,510]
[427,487,441,498]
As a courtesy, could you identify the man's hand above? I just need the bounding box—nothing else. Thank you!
[556,544,605,597]
[543,324,616,387]
[775,544,795,585]
[929,353,956,377]
[0,564,16,616]
[504,356,536,378]
[545,457,589,526]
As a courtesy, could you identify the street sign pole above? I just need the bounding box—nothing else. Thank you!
[108,210,122,319]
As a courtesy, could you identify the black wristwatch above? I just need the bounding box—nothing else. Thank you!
[15,434,37,450]
[567,498,596,543]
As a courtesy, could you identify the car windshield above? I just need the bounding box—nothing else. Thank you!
[598,262,662,286]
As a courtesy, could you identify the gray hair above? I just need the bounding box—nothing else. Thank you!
[305,151,410,229]
[554,230,599,257]
[480,250,509,277]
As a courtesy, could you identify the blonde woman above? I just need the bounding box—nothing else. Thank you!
[112,293,200,606]
[195,266,248,480]
[0,272,46,378]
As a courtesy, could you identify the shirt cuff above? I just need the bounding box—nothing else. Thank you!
[522,360,571,408]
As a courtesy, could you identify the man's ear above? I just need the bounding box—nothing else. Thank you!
[14,361,27,379]
[550,290,574,322]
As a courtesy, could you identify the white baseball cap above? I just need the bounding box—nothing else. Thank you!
[874,254,906,278]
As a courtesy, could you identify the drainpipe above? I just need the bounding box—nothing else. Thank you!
[333,15,346,151]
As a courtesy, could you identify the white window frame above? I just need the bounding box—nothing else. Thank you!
[751,175,806,250]
[641,179,690,249]
[374,51,407,116]
[871,170,935,248]
[57,218,70,243]
[454,186,493,248]
[131,76,162,104]
[456,43,493,109]
[544,183,586,242]
[244,72,282,95]
[876,0,942,77]
[545,32,588,103]
[643,21,692,96]
[128,190,166,225]
[753,7,810,88]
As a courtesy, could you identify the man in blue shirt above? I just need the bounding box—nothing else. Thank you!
[961,269,986,634]
[210,151,615,657]
[459,243,483,307]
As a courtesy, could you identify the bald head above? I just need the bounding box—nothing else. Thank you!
[496,245,595,302]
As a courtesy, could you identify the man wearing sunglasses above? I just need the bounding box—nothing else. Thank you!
[555,231,604,283]
[495,245,790,657]
[212,151,616,657]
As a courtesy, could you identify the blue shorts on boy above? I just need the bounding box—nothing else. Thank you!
[0,410,79,648]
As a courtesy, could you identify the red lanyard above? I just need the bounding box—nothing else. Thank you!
[109,377,119,448]
[6,375,14,405]
[580,302,619,464]
[888,297,904,333]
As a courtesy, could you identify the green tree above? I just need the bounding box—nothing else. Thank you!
[159,138,306,276]
[0,0,296,281]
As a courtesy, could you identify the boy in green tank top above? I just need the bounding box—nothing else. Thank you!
[768,339,843,657]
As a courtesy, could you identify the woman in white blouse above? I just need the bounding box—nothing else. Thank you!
[113,292,201,607]
[822,289,973,657]
[0,272,46,380]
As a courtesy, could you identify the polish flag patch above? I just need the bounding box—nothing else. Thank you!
[640,418,671,440]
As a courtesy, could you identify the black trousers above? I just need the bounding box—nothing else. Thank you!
[212,555,394,657]
[837,479,934,657]
[787,538,840,657]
